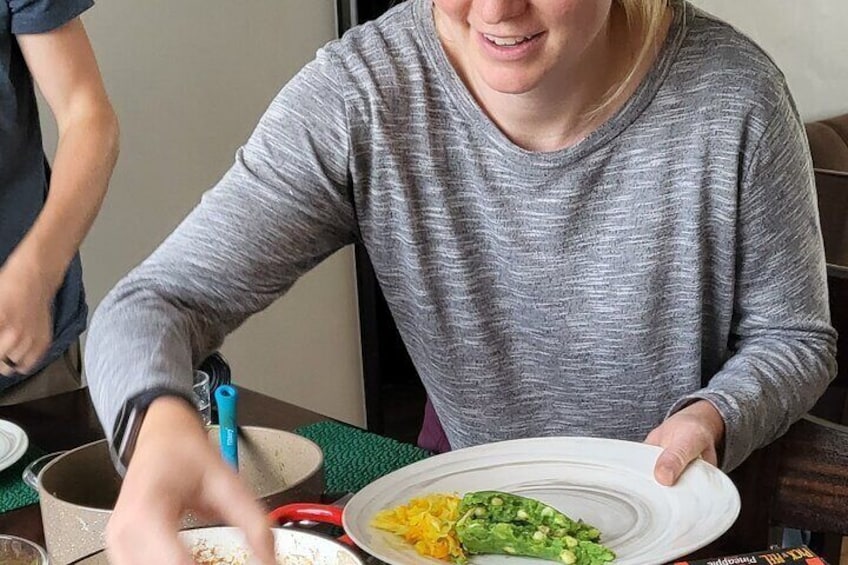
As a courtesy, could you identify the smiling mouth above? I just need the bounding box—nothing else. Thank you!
[482,32,542,47]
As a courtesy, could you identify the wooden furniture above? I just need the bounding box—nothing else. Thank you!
[810,168,848,432]
[806,115,848,175]
[814,263,848,425]
[815,169,848,267]
[724,415,848,564]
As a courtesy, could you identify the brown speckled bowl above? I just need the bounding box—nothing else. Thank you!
[36,426,323,564]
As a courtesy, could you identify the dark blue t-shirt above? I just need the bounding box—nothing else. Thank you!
[0,0,93,390]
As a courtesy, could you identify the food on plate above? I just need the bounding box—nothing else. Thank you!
[372,490,616,564]
[456,491,615,564]
[371,493,467,563]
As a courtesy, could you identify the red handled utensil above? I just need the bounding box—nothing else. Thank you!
[268,503,355,546]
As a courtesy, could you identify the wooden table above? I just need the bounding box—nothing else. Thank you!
[0,386,325,546]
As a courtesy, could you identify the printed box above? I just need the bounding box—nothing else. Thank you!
[672,545,828,565]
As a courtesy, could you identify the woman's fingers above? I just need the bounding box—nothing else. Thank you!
[652,439,707,486]
[645,400,726,486]
[106,512,197,565]
[201,469,277,565]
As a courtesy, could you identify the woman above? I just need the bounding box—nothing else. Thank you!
[86,1,835,563]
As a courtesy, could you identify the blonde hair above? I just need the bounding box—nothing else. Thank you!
[590,0,669,119]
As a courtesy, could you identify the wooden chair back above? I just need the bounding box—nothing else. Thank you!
[726,415,848,564]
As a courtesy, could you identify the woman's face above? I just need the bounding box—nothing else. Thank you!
[433,0,614,95]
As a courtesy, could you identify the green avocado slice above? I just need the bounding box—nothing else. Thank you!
[454,491,616,564]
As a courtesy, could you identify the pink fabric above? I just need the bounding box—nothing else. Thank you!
[417,396,452,453]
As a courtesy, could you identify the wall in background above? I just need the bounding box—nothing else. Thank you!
[40,1,366,426]
[690,0,848,121]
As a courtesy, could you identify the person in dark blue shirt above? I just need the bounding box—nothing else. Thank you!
[0,0,118,403]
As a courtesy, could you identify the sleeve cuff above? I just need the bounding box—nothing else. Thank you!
[667,389,747,472]
[109,387,196,477]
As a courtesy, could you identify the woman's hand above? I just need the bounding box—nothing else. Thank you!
[644,399,725,486]
[105,397,276,565]
[0,259,54,376]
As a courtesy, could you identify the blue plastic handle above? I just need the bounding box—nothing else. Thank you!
[214,385,239,470]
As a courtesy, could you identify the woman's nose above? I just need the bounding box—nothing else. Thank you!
[475,0,528,25]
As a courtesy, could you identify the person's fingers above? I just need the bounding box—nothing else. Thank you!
[0,329,21,377]
[0,359,15,376]
[643,427,662,447]
[106,517,196,565]
[104,399,220,565]
[653,446,689,487]
[202,469,276,565]
[108,475,200,565]
[17,341,50,374]
[653,435,709,486]
[701,441,719,467]
[8,337,41,375]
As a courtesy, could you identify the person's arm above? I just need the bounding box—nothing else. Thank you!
[86,49,355,565]
[0,17,118,375]
[86,48,356,438]
[649,81,837,480]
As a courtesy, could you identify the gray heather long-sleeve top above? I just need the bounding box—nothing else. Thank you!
[86,0,836,472]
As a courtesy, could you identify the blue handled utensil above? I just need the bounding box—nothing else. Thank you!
[214,385,239,470]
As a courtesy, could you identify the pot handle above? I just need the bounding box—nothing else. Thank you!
[268,503,354,546]
[22,451,67,490]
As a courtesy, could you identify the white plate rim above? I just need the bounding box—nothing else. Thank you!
[343,436,741,565]
[0,419,29,473]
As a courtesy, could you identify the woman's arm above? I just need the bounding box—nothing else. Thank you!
[669,82,837,472]
[85,50,356,437]
[85,48,356,565]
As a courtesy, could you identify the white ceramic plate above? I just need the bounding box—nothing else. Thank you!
[0,419,28,473]
[344,437,740,565]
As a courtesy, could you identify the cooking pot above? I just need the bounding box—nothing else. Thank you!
[28,426,323,564]
[70,503,365,565]
[70,527,364,565]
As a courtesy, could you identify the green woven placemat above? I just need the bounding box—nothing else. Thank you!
[295,421,430,493]
[0,424,426,513]
[0,444,44,513]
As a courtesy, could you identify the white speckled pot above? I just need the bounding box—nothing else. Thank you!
[36,426,324,564]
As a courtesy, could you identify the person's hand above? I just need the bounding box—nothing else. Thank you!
[0,258,54,376]
[105,397,276,565]
[644,399,725,486]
